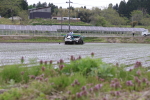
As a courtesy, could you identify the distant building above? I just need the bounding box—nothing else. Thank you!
[28,7,51,19]
[9,16,21,20]
[52,16,80,21]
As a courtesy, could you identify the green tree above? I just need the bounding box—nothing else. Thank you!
[18,10,29,25]
[102,8,126,26]
[90,15,108,26]
[48,3,58,15]
[78,8,92,23]
[140,18,150,27]
[0,0,26,20]
[131,10,143,25]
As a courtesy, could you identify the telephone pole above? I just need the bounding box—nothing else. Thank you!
[66,0,73,31]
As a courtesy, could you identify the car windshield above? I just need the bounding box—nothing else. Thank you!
[73,36,80,38]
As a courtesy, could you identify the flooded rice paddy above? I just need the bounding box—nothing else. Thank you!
[0,43,150,67]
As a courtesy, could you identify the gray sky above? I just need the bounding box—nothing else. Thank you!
[27,0,125,9]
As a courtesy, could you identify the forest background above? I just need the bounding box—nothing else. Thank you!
[0,0,150,29]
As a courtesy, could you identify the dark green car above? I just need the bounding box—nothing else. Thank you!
[64,34,84,44]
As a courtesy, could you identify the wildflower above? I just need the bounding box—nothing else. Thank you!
[134,61,142,68]
[76,92,81,98]
[110,83,116,88]
[115,91,121,96]
[142,78,148,83]
[40,60,43,65]
[42,66,45,71]
[44,78,48,82]
[94,84,103,91]
[129,69,132,72]
[134,76,139,82]
[103,97,108,100]
[111,80,115,84]
[110,79,121,89]
[59,65,64,70]
[81,90,87,96]
[136,70,141,76]
[99,78,105,82]
[21,71,24,75]
[115,82,121,88]
[59,59,64,64]
[89,88,93,93]
[81,86,86,91]
[74,79,79,84]
[70,55,75,61]
[29,75,35,79]
[40,74,44,77]
[67,91,71,95]
[78,55,81,59]
[71,83,75,87]
[91,52,94,57]
[126,80,133,86]
[21,56,24,64]
[146,82,149,86]
[35,76,43,81]
[49,60,53,64]
[116,62,119,67]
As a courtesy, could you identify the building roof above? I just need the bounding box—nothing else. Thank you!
[28,7,51,11]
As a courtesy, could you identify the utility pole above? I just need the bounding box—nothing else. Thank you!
[60,7,63,32]
[66,0,72,31]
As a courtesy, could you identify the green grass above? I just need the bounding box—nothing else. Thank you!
[0,37,64,43]
[84,37,106,42]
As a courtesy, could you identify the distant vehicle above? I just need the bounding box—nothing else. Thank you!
[64,34,84,44]
[142,29,150,36]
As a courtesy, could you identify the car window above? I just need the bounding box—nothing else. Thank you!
[73,36,79,38]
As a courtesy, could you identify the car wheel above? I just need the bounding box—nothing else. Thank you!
[65,42,67,44]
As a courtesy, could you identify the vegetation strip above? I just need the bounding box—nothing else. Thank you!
[0,54,150,100]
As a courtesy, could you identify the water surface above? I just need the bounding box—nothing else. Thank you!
[0,43,149,67]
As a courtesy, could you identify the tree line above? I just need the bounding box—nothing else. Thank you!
[0,0,150,27]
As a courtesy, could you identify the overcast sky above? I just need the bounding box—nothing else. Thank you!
[27,0,125,9]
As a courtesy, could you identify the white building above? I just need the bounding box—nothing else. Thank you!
[52,16,80,21]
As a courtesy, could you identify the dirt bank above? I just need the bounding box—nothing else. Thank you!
[0,36,150,43]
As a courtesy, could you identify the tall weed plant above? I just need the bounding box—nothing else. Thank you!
[62,57,103,75]
[0,65,23,83]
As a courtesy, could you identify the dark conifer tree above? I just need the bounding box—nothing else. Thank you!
[118,0,127,17]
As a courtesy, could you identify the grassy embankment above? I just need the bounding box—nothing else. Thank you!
[1,36,150,43]
[0,54,150,100]
[0,18,91,26]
